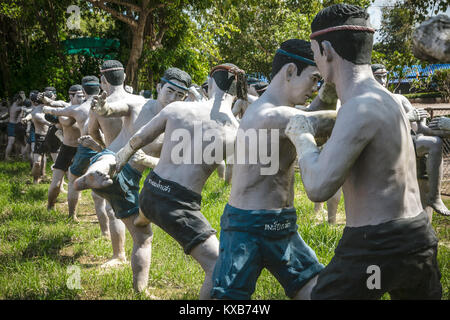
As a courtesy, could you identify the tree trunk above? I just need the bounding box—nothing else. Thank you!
[126,17,147,91]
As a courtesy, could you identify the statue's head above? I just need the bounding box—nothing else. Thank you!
[100,60,125,87]
[68,84,85,105]
[271,39,321,105]
[310,4,374,81]
[23,98,32,108]
[157,67,192,107]
[208,63,247,100]
[371,63,388,87]
[29,90,39,105]
[13,91,26,104]
[44,87,57,100]
[82,76,101,96]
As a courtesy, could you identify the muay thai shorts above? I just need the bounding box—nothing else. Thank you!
[211,204,324,300]
[7,122,15,137]
[139,170,217,254]
[53,144,78,172]
[69,144,98,176]
[90,149,142,220]
[311,211,442,300]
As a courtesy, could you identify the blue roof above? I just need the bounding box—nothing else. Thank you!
[247,72,269,83]
[389,64,450,84]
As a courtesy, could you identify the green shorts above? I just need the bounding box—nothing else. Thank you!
[90,149,142,219]
[211,204,324,300]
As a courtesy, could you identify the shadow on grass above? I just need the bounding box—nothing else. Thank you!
[0,162,30,177]
[22,235,79,261]
[7,183,48,203]
[0,233,83,268]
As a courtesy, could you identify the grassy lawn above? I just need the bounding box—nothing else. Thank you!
[0,160,448,300]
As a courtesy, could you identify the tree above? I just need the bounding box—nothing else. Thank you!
[373,0,450,93]
[198,0,372,80]
[85,0,212,90]
[0,0,117,98]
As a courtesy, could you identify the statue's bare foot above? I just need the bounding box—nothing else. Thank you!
[134,211,150,227]
[40,176,51,183]
[74,171,113,191]
[140,288,160,300]
[100,256,127,269]
[430,198,450,216]
[78,135,103,152]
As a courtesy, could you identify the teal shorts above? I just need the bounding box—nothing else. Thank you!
[69,144,98,177]
[7,122,15,137]
[90,149,142,219]
[211,204,324,300]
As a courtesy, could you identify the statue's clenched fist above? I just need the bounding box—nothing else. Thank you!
[429,116,450,131]
[91,91,109,116]
[38,93,52,105]
[285,114,315,141]
[408,108,429,122]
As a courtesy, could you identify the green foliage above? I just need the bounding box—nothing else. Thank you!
[4,0,445,98]
[197,0,372,79]
[432,69,450,102]
[402,0,450,22]
[0,0,116,99]
[403,91,441,99]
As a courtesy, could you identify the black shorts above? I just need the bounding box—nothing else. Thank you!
[33,133,47,155]
[44,125,61,153]
[53,144,78,171]
[14,122,26,143]
[139,171,216,254]
[311,212,442,300]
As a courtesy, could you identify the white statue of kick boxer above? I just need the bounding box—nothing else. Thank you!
[113,63,245,299]
[286,4,441,299]
[43,85,84,211]
[210,40,337,300]
[5,91,26,161]
[42,77,110,239]
[74,61,192,294]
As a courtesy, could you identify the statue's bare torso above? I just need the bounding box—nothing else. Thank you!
[9,102,23,124]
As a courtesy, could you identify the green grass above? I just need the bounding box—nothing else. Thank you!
[0,160,448,300]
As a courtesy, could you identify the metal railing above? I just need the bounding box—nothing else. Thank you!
[424,107,450,195]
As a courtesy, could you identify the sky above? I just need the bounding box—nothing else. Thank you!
[367,0,450,43]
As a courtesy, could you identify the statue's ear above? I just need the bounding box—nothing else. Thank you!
[321,40,335,62]
[156,83,161,94]
[285,63,297,82]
